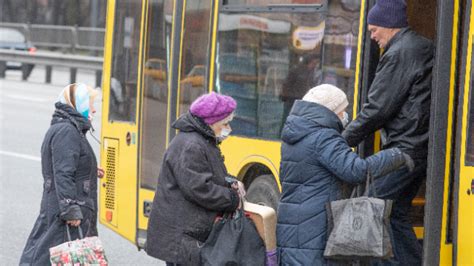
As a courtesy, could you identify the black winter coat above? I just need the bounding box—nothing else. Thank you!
[277,101,408,265]
[20,103,98,266]
[146,113,239,265]
[342,28,434,160]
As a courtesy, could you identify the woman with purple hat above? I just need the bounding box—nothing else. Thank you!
[146,92,245,265]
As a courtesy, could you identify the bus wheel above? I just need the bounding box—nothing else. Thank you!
[245,174,280,212]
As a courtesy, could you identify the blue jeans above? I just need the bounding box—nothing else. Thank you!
[368,160,426,266]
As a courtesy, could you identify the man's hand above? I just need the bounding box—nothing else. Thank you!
[66,219,81,227]
[97,167,105,178]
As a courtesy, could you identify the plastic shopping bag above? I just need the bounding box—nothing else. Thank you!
[200,207,266,266]
[49,225,108,266]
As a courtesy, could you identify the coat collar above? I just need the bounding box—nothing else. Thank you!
[172,112,219,144]
[52,102,91,134]
[385,27,410,52]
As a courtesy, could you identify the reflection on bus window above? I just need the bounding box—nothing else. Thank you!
[140,0,172,190]
[177,1,211,117]
[109,0,142,122]
[466,41,474,165]
[215,0,360,140]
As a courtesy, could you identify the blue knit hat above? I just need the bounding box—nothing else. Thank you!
[368,0,408,28]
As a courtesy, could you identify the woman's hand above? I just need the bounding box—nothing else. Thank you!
[66,219,81,227]
[97,167,105,178]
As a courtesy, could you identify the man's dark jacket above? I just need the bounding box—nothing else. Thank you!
[146,113,239,265]
[277,101,408,265]
[342,28,434,160]
[20,103,98,266]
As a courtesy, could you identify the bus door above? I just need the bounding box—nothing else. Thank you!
[357,0,437,240]
[136,0,175,247]
[100,0,145,241]
[424,0,474,264]
[136,0,215,246]
[453,0,474,262]
[424,1,467,264]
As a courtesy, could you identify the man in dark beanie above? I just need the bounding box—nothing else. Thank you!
[342,0,434,265]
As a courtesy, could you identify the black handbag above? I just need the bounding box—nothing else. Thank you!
[200,206,266,266]
[324,172,394,260]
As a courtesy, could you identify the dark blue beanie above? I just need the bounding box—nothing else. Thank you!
[367,0,408,28]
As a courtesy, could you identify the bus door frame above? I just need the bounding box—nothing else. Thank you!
[424,0,461,265]
[452,0,474,263]
[356,0,382,158]
[135,0,183,248]
[99,0,147,242]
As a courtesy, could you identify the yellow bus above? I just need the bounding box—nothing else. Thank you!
[99,0,474,264]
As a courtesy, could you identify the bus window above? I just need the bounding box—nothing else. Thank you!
[177,0,212,117]
[140,0,173,190]
[223,0,323,5]
[108,0,142,122]
[466,40,474,165]
[215,0,359,140]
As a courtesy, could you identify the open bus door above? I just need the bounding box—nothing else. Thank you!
[356,0,437,240]
[395,0,474,264]
[100,0,180,246]
[425,0,474,264]
[137,0,215,247]
[100,0,179,246]
[99,0,145,241]
[136,0,176,247]
[358,1,474,264]
[453,0,474,262]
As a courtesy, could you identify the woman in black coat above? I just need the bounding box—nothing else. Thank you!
[146,92,244,265]
[20,83,102,266]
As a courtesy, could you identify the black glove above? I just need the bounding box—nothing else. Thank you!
[402,152,415,172]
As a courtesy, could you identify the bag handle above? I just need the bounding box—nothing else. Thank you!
[66,224,84,241]
[350,170,377,198]
[222,197,246,219]
[234,197,246,218]
[363,170,377,197]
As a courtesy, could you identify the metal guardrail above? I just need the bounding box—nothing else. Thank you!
[0,22,105,54]
[0,49,103,86]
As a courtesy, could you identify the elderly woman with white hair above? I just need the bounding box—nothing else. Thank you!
[20,83,102,266]
[276,84,414,265]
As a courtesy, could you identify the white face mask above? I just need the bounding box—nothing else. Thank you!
[218,128,232,141]
[340,111,349,127]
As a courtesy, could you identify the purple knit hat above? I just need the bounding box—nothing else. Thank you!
[368,0,408,29]
[190,92,237,125]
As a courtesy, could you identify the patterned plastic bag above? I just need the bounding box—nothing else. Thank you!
[49,225,108,266]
